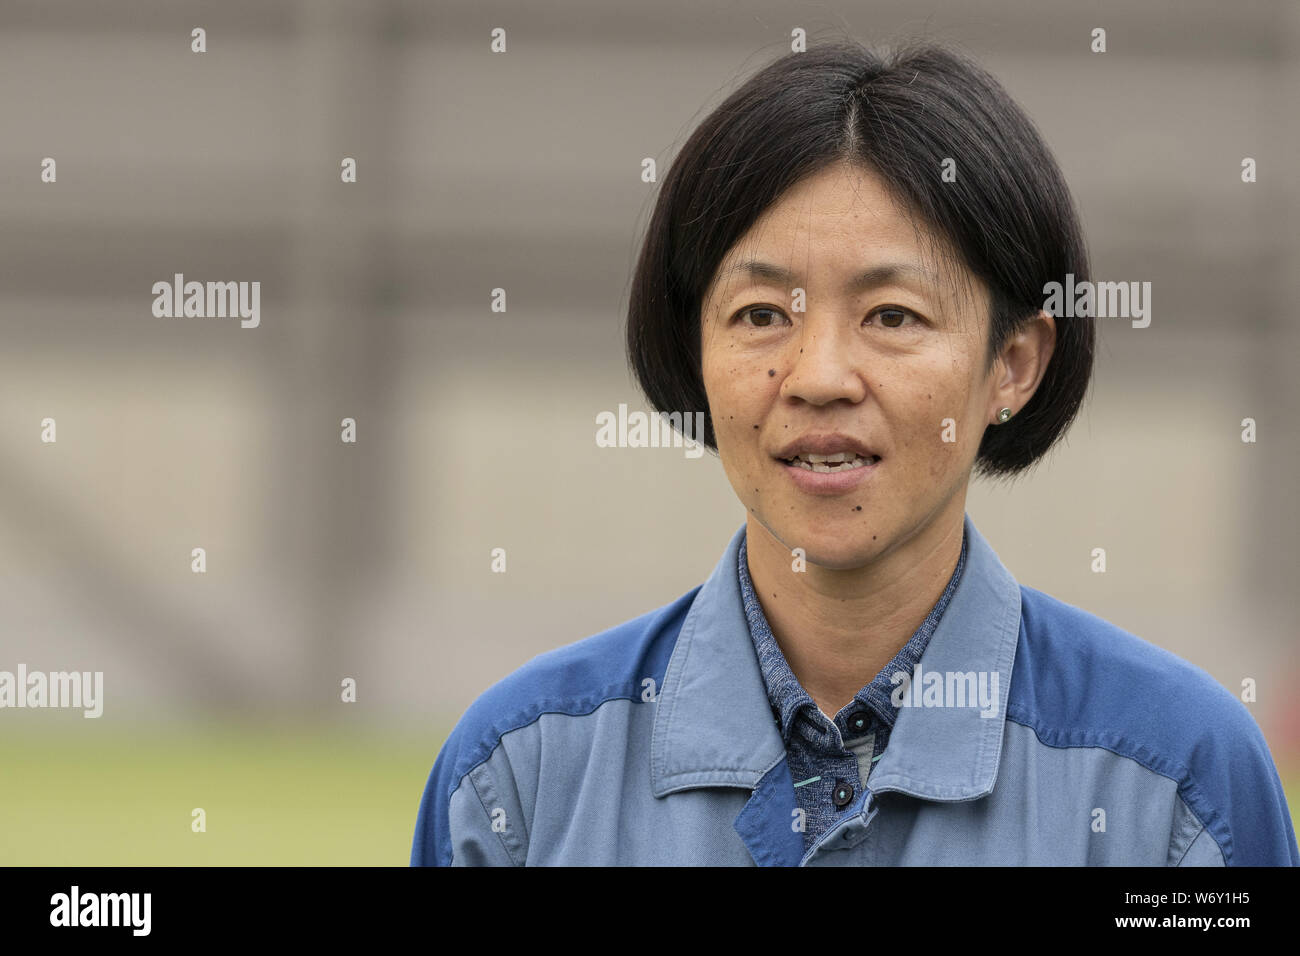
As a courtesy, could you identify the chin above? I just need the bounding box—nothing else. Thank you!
[800,541,883,571]
[764,517,887,571]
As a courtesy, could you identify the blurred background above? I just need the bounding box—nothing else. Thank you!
[1,0,1296,864]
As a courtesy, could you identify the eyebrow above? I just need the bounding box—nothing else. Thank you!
[716,259,941,295]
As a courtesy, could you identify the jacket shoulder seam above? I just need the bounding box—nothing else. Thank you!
[1004,708,1232,864]
[1172,822,1215,866]
[452,686,648,789]
[464,765,525,866]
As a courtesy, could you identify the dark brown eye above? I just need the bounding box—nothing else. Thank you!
[878,309,908,328]
[741,307,784,328]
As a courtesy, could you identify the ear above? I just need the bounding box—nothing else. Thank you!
[989,310,1056,423]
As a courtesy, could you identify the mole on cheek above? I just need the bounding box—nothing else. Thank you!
[768,369,775,377]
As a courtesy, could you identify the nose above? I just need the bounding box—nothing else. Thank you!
[779,312,868,407]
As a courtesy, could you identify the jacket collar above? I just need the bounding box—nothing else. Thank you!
[650,512,1022,802]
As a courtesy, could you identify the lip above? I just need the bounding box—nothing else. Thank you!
[779,455,880,495]
[772,432,882,496]
[773,432,877,461]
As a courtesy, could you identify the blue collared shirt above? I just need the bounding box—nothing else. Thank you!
[737,528,967,853]
[413,513,1299,865]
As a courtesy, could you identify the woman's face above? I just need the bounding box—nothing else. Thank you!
[700,161,1006,570]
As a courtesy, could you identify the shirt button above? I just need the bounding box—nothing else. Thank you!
[832,781,854,808]
[847,710,870,735]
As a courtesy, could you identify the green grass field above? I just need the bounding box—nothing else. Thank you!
[3,721,1297,864]
[0,720,448,866]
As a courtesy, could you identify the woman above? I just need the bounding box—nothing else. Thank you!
[412,39,1298,866]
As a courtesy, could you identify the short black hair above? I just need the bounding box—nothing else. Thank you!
[625,38,1093,478]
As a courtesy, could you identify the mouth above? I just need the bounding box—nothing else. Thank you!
[773,436,883,495]
[779,451,881,473]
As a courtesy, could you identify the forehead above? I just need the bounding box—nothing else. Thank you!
[705,162,977,308]
[749,163,913,241]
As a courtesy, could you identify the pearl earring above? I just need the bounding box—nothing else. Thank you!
[997,407,1012,423]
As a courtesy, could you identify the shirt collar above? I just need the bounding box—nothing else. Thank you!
[650,512,1021,801]
[737,527,968,744]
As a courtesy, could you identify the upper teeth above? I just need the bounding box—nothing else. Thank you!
[787,452,874,472]
[799,452,856,463]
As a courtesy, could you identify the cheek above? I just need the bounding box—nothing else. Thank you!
[703,349,774,444]
[702,369,749,477]
[894,379,978,486]
[926,430,960,485]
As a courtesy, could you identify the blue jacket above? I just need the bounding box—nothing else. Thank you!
[411,514,1299,866]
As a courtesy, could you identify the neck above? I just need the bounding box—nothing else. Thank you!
[745,502,966,718]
